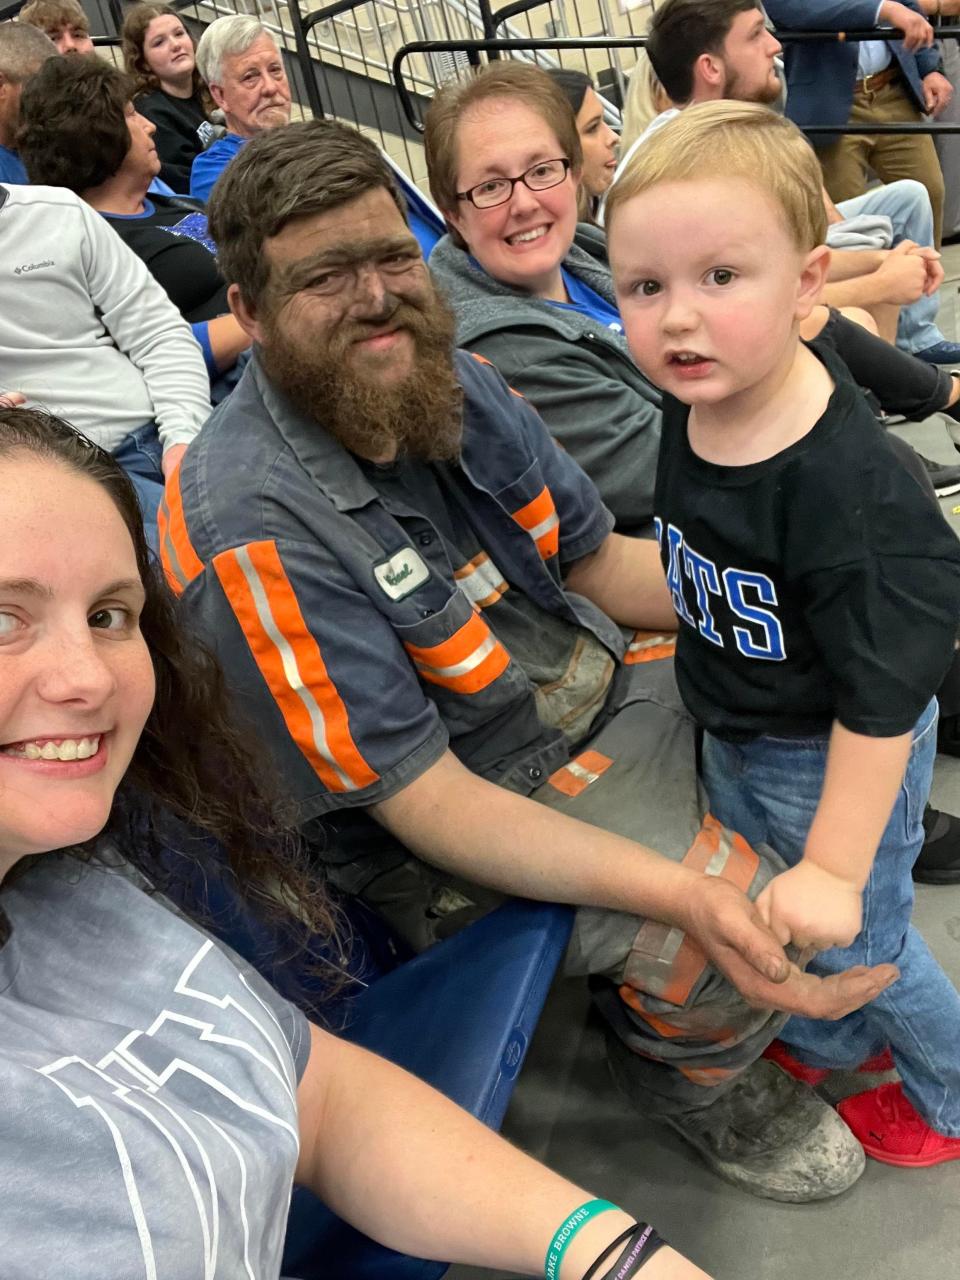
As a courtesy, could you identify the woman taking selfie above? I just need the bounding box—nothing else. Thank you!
[0,407,710,1280]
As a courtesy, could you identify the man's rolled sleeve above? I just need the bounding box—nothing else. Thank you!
[185,537,449,819]
[466,353,616,568]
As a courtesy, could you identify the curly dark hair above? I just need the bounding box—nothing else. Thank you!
[122,3,208,104]
[0,408,344,981]
[17,54,136,193]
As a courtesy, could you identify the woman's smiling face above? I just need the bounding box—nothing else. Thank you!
[0,455,154,879]
[446,96,580,299]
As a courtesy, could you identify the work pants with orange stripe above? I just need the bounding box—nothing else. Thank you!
[543,658,789,1111]
[362,657,789,1110]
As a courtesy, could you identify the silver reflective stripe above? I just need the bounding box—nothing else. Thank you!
[159,502,188,592]
[234,547,357,791]
[628,634,670,653]
[704,831,733,879]
[528,511,559,542]
[414,632,498,680]
[566,761,601,786]
[456,554,508,607]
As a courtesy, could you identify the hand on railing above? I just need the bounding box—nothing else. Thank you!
[879,0,935,48]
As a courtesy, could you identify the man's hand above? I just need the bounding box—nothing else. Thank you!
[681,876,897,1020]
[923,70,954,116]
[755,860,863,950]
[161,442,188,480]
[0,390,26,410]
[875,239,929,303]
[880,1,935,49]
[907,243,944,294]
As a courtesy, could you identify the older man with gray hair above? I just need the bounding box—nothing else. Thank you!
[190,14,290,201]
[0,22,56,184]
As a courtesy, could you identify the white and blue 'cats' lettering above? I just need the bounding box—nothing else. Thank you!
[722,568,786,661]
[654,517,695,626]
[655,519,786,662]
[680,545,724,648]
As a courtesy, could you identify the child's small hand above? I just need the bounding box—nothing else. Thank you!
[755,861,863,951]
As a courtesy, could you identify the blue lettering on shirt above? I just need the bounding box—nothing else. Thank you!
[682,545,724,647]
[722,568,786,661]
[655,519,786,661]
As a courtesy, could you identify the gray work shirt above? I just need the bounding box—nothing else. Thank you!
[163,350,618,889]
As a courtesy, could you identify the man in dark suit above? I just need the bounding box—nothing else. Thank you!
[766,0,951,244]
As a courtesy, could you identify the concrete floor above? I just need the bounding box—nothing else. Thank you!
[449,250,960,1280]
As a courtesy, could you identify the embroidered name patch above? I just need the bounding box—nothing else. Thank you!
[374,547,430,601]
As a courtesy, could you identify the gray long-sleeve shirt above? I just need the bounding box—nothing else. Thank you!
[0,184,210,452]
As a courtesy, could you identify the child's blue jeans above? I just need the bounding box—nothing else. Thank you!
[702,698,960,1137]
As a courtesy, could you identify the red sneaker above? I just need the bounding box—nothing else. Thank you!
[762,1039,829,1085]
[838,1082,960,1167]
[858,1048,895,1074]
[762,1040,895,1085]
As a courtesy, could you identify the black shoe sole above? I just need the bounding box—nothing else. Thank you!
[912,867,960,885]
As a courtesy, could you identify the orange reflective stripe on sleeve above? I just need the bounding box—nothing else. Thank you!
[512,485,560,560]
[404,608,510,694]
[454,551,508,610]
[213,541,378,793]
[158,464,204,597]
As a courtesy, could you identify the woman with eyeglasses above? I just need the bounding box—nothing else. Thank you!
[426,61,664,536]
[426,61,960,540]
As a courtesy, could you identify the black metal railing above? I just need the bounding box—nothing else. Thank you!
[392,26,960,138]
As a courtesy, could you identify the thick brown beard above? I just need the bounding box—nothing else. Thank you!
[258,288,465,463]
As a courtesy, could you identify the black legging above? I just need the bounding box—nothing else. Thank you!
[819,308,955,422]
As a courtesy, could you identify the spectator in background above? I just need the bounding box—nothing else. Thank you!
[19,55,249,388]
[546,68,619,220]
[765,0,950,246]
[17,0,94,55]
[0,181,209,534]
[636,0,960,366]
[619,48,672,155]
[923,1,960,240]
[0,22,55,184]
[123,3,220,193]
[190,15,290,201]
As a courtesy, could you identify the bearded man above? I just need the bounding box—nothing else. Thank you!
[163,118,894,1204]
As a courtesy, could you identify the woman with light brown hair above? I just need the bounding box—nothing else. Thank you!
[122,2,218,192]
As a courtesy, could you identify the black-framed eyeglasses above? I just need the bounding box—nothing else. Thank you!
[455,158,571,210]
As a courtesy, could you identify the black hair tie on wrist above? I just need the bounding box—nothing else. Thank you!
[580,1226,638,1280]
[584,1223,668,1280]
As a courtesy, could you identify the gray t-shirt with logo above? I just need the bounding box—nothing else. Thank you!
[0,850,310,1278]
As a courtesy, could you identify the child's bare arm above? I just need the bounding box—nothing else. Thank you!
[756,724,912,950]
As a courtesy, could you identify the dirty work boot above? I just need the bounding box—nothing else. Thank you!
[606,1035,865,1202]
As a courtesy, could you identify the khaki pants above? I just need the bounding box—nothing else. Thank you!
[819,77,946,247]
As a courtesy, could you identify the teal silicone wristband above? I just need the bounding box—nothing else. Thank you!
[545,1200,619,1280]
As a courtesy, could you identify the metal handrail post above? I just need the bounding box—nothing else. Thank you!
[286,0,326,117]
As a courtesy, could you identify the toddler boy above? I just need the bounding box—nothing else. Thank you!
[606,99,960,1166]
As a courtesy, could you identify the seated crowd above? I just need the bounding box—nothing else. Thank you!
[2,0,960,1276]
